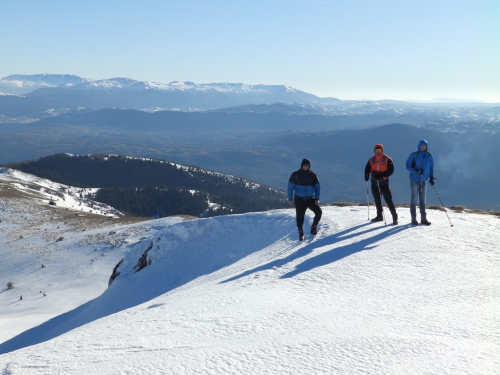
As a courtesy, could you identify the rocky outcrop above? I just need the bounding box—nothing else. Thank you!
[108,259,124,286]
[133,241,154,273]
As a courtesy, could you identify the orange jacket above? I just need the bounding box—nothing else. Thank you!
[364,144,394,182]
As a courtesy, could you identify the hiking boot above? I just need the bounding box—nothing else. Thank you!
[392,214,398,225]
[310,224,318,235]
[421,216,431,226]
[411,217,419,225]
[371,215,383,222]
[298,228,304,241]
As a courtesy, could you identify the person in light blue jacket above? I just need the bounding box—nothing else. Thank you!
[405,140,435,225]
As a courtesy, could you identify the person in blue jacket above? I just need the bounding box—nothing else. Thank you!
[288,158,322,240]
[405,140,435,225]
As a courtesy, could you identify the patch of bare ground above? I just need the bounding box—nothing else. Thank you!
[175,214,200,221]
[0,195,205,262]
[0,184,31,199]
[1,186,200,246]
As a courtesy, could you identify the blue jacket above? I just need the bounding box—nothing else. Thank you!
[287,169,320,200]
[406,140,434,182]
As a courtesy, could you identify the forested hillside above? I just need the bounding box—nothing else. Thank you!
[7,154,287,218]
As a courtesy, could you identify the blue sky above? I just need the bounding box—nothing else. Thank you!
[1,0,499,102]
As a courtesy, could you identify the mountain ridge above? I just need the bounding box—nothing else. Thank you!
[1,74,334,105]
[5,153,287,218]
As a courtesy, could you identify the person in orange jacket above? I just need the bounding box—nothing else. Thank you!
[364,144,398,224]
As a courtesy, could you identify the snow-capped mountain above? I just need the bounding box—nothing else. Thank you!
[0,74,308,95]
[67,78,306,96]
[0,74,92,95]
[0,174,498,373]
[1,74,498,124]
[0,74,328,108]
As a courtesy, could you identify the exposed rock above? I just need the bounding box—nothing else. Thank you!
[108,259,124,287]
[133,241,154,273]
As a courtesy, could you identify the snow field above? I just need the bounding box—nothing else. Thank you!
[1,204,499,374]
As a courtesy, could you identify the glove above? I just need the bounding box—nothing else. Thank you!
[429,177,435,186]
[364,174,369,181]
[415,169,423,176]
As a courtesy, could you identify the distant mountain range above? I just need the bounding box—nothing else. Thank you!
[1,74,499,210]
[1,74,497,120]
[0,74,91,95]
[0,74,316,96]
[1,74,498,132]
[405,98,487,104]
[0,74,340,113]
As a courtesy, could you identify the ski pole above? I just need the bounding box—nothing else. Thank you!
[376,179,386,226]
[431,183,454,227]
[366,181,370,220]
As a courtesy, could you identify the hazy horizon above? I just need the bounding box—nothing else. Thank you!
[1,0,499,103]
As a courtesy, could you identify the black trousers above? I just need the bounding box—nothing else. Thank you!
[294,198,322,229]
[371,181,397,217]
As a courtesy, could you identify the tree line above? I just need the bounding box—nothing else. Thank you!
[7,153,287,218]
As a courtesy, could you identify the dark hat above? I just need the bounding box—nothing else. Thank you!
[301,158,311,167]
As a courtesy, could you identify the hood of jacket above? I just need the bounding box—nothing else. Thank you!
[374,143,385,157]
[300,158,311,168]
[418,140,429,152]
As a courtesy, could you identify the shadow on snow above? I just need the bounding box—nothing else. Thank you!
[222,222,410,283]
[0,220,410,355]
[281,224,410,278]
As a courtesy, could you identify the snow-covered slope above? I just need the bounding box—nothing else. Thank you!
[0,170,156,343]
[0,167,122,218]
[0,190,498,374]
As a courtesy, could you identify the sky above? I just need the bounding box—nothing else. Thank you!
[0,167,499,373]
[1,0,499,102]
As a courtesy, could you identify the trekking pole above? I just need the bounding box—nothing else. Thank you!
[431,183,454,227]
[366,181,370,220]
[376,180,386,226]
